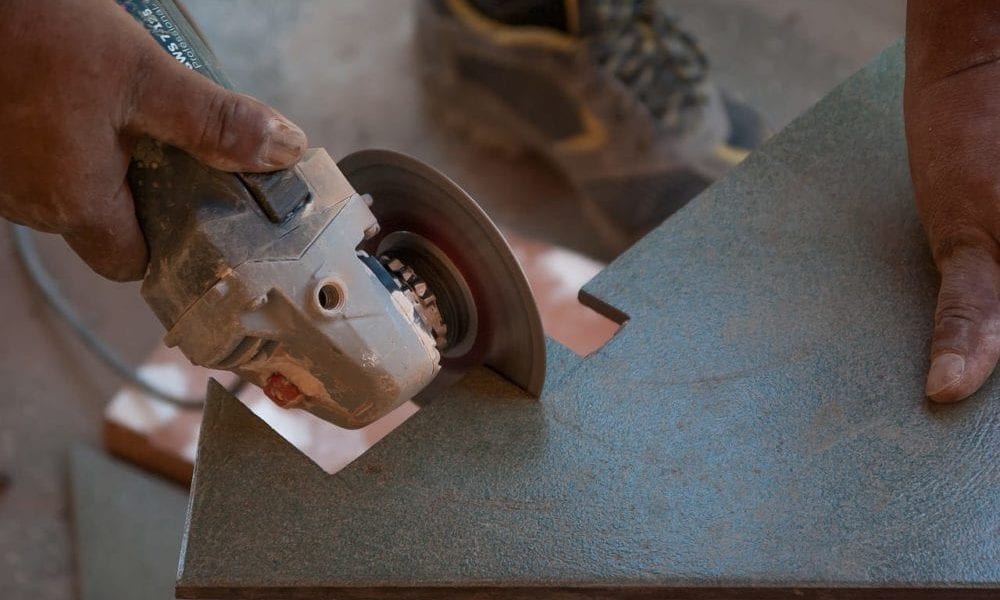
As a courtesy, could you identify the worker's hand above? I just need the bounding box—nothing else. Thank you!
[0,0,307,281]
[905,0,1000,403]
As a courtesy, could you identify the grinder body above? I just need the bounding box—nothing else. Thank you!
[120,0,441,428]
[120,0,545,428]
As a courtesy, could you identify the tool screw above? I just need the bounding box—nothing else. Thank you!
[249,295,268,310]
[317,283,344,311]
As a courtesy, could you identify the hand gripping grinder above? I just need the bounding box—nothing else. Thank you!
[119,0,545,428]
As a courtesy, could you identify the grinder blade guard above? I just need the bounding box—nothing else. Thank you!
[342,149,547,400]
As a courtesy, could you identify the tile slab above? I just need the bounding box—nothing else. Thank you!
[176,43,999,599]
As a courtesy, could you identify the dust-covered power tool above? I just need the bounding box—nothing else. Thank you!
[119,0,545,428]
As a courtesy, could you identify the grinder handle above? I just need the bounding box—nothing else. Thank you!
[118,0,312,329]
[118,0,309,228]
[117,0,233,88]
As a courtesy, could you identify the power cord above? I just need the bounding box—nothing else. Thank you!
[10,223,210,409]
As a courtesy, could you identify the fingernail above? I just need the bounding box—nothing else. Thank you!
[926,352,965,398]
[260,117,306,167]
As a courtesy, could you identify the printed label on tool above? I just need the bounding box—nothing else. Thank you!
[117,1,204,71]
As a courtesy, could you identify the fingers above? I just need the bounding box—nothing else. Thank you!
[926,246,1000,403]
[126,48,306,173]
[62,182,148,282]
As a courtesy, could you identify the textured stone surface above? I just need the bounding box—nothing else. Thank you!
[69,446,188,600]
[176,44,1000,598]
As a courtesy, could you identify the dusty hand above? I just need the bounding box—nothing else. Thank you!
[906,1,1000,402]
[0,0,306,281]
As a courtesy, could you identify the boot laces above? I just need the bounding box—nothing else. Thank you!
[588,0,708,129]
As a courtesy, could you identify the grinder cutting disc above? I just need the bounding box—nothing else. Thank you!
[339,149,546,398]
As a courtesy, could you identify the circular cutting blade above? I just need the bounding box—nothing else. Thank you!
[339,149,546,397]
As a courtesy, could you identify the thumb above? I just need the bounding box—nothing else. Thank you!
[926,246,1000,403]
[126,49,306,173]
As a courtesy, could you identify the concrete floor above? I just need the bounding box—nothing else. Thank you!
[0,2,904,598]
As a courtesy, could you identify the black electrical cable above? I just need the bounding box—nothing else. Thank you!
[10,223,212,409]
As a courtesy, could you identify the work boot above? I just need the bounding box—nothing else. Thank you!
[416,0,769,253]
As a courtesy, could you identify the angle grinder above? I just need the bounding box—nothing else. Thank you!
[118,0,545,428]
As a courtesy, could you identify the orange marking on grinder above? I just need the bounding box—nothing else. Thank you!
[264,373,304,409]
